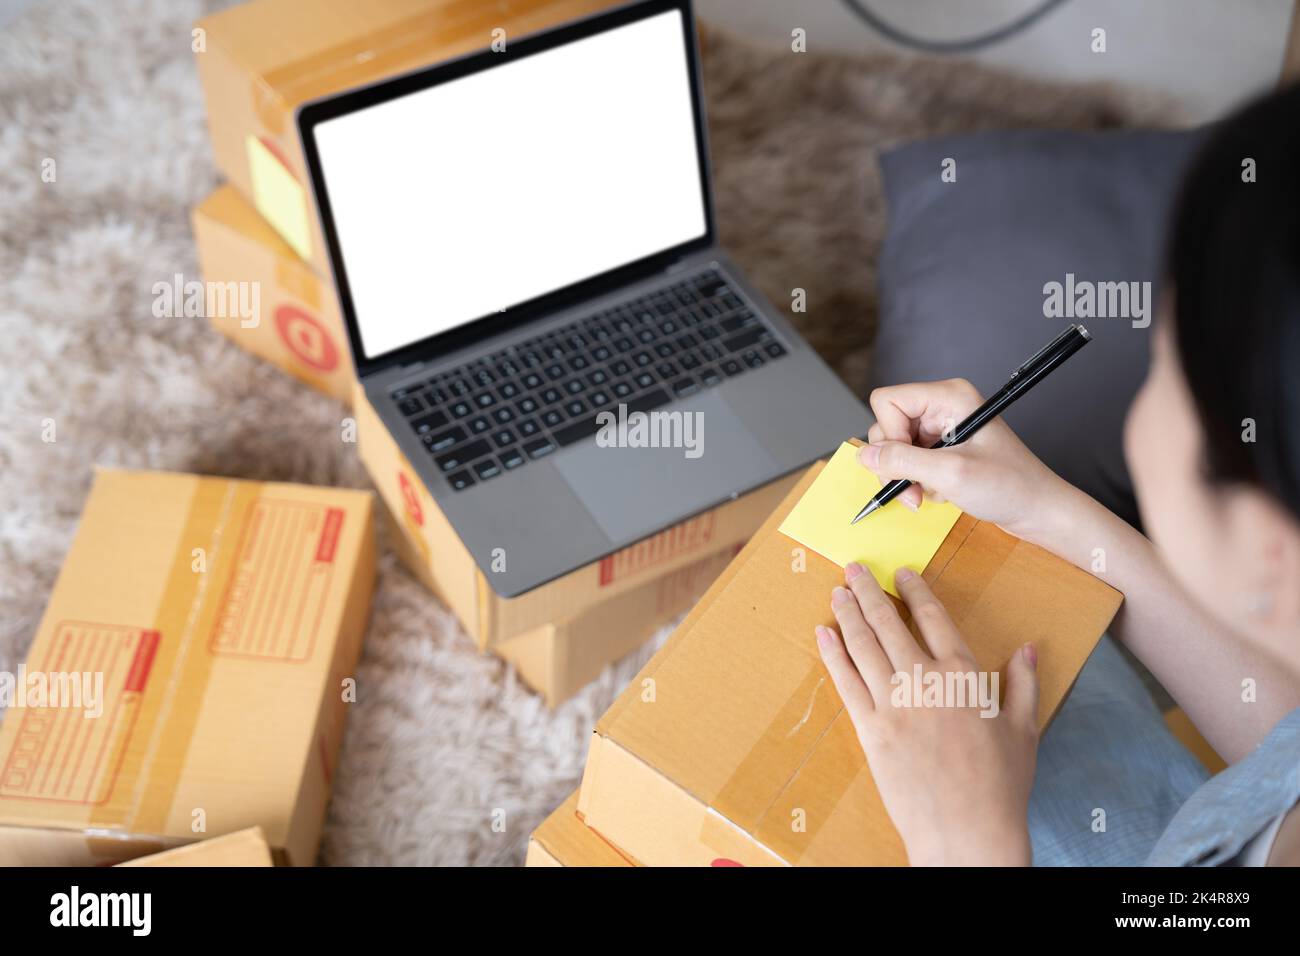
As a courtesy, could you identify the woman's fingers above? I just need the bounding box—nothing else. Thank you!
[862,440,965,496]
[868,386,924,444]
[830,584,895,699]
[893,568,971,662]
[861,431,924,511]
[845,562,926,670]
[1005,643,1041,731]
[865,380,985,512]
[868,379,983,446]
[815,625,875,719]
[864,381,987,514]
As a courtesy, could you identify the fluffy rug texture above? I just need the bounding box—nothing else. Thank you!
[0,1,1174,865]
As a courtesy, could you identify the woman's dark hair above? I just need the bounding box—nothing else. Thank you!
[1168,82,1300,516]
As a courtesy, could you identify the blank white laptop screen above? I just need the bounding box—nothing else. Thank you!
[312,9,708,361]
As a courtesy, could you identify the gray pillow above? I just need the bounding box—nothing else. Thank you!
[873,129,1201,528]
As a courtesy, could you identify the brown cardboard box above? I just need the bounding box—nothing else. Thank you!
[192,186,354,403]
[495,546,739,706]
[0,470,375,866]
[1163,707,1227,775]
[380,496,739,705]
[357,384,799,650]
[578,461,1124,866]
[525,792,632,866]
[118,827,274,867]
[193,0,619,270]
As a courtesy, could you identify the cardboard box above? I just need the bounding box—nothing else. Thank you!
[1163,707,1227,775]
[495,546,739,706]
[578,462,1124,866]
[0,470,376,866]
[117,827,274,867]
[526,792,632,866]
[357,385,799,649]
[381,497,741,706]
[192,185,354,404]
[194,0,619,270]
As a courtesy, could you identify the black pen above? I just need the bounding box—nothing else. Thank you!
[851,324,1092,524]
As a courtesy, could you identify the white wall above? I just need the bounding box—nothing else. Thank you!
[696,0,1295,122]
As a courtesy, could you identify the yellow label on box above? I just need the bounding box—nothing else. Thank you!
[778,442,962,596]
[246,135,312,260]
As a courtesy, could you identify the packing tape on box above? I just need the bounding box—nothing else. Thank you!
[80,478,259,835]
[67,477,352,840]
[0,475,368,862]
[699,515,1010,866]
[274,257,323,310]
[253,0,512,137]
[243,0,614,258]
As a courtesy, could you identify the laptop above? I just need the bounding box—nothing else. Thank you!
[298,0,868,597]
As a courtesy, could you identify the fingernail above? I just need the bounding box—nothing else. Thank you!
[832,586,853,605]
[903,496,919,512]
[845,561,864,581]
[1022,643,1037,667]
[815,625,836,648]
[858,444,880,468]
[895,567,917,584]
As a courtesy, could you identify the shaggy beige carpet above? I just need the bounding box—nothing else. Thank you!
[0,1,1172,865]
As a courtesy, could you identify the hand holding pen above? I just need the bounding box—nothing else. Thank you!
[854,325,1091,525]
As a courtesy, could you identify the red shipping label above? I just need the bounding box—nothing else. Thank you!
[0,623,159,805]
[598,513,716,586]
[210,499,343,663]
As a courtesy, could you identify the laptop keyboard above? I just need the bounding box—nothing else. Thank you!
[388,267,788,492]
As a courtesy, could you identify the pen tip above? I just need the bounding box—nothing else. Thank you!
[851,501,878,525]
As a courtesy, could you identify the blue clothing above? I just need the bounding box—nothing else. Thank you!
[1028,636,1300,866]
[1147,708,1300,865]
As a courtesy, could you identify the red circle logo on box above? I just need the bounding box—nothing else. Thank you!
[398,472,424,527]
[275,305,339,372]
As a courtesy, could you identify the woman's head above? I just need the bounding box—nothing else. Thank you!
[1126,82,1300,648]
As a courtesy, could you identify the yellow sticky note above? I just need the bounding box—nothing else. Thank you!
[246,134,312,260]
[778,442,962,597]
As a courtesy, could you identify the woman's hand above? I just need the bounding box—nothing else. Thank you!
[861,378,1071,542]
[815,561,1040,866]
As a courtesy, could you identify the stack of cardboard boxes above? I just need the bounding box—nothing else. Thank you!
[187,0,796,708]
[529,450,1126,865]
[1,0,1133,869]
[0,0,795,865]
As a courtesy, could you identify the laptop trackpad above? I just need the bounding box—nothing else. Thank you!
[553,390,779,544]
